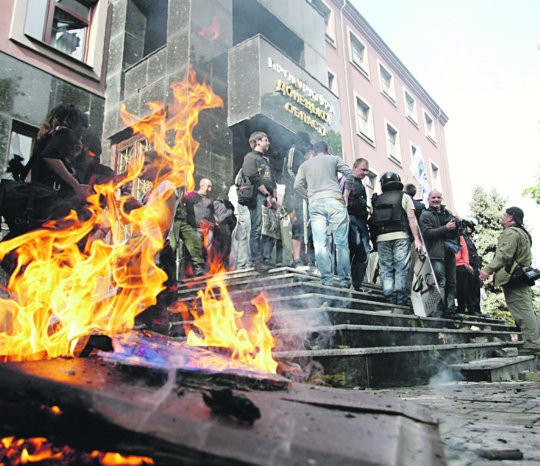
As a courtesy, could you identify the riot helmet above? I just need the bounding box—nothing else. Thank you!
[380,171,403,192]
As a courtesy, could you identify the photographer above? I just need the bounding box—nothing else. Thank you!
[480,207,540,355]
[419,190,461,319]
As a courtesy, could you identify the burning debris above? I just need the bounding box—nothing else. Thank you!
[0,66,278,380]
[0,436,154,466]
[202,388,261,425]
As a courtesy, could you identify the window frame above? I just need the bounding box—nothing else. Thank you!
[354,93,375,146]
[378,60,396,104]
[5,120,39,180]
[348,29,369,78]
[327,69,338,96]
[423,110,437,145]
[403,88,419,126]
[430,160,442,192]
[9,0,107,79]
[384,119,402,165]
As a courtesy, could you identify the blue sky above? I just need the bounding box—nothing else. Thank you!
[350,0,540,261]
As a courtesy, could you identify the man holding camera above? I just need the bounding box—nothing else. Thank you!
[419,190,461,319]
[480,207,540,356]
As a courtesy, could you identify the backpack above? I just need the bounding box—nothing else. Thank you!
[0,179,58,237]
[235,168,256,208]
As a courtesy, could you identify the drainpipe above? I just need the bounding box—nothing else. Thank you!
[436,107,454,211]
[339,0,355,165]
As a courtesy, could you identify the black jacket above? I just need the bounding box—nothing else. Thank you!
[242,151,276,193]
[419,206,457,260]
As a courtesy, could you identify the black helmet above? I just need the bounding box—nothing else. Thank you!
[380,171,403,192]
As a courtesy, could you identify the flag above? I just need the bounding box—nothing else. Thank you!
[410,146,430,206]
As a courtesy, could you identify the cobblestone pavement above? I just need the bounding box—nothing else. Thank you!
[371,381,540,465]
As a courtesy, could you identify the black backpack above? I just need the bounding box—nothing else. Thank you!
[0,179,58,237]
[235,168,256,208]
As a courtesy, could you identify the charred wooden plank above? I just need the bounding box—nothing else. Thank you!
[0,358,445,465]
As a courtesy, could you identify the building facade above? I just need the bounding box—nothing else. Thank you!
[318,0,454,206]
[0,0,109,177]
[0,0,454,207]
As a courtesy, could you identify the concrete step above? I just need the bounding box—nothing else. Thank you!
[170,268,520,388]
[448,355,540,382]
[273,341,523,388]
[269,305,513,331]
[271,324,517,350]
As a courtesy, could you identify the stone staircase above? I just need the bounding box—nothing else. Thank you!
[171,267,540,388]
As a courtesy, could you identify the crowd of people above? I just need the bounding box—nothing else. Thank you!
[2,106,538,349]
[229,131,539,351]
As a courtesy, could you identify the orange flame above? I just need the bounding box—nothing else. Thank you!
[0,436,154,465]
[0,66,278,375]
[186,264,277,374]
[0,66,222,362]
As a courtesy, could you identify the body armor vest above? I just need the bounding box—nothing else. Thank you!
[369,191,409,237]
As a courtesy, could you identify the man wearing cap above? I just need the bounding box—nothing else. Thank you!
[480,207,540,356]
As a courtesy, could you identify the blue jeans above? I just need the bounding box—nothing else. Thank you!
[309,198,351,287]
[431,249,457,313]
[349,215,370,289]
[377,238,411,305]
[249,193,274,262]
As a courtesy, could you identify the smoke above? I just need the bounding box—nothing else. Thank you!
[428,367,464,386]
[268,291,335,383]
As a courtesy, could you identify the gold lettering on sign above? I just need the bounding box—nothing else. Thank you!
[284,103,327,136]
[275,80,329,123]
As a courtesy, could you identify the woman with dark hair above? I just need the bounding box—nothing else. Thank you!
[30,104,89,201]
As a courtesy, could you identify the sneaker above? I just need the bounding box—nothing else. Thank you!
[311,268,321,277]
[293,261,311,272]
[518,347,540,356]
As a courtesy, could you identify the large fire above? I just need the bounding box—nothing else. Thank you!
[0,67,277,374]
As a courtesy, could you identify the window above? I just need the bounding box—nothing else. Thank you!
[24,0,97,61]
[385,121,402,163]
[309,0,335,44]
[404,89,418,125]
[116,137,153,200]
[349,32,369,76]
[430,161,442,192]
[410,142,417,159]
[12,0,108,77]
[378,62,395,103]
[424,111,437,144]
[328,70,338,96]
[4,121,38,180]
[123,0,167,68]
[355,95,375,144]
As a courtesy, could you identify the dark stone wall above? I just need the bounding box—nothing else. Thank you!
[104,0,234,197]
[0,52,104,175]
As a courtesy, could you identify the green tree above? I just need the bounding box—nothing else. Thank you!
[469,186,513,322]
[523,171,540,204]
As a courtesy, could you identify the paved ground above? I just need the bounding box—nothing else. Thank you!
[371,381,540,465]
